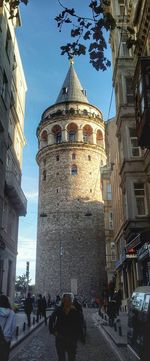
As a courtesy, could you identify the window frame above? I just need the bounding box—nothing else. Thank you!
[134,182,147,216]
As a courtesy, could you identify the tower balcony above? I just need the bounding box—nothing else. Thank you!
[134,57,150,148]
[5,171,27,216]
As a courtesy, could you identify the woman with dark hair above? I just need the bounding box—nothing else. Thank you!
[0,295,16,361]
[49,294,83,361]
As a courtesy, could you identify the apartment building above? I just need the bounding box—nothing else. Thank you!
[0,1,27,301]
[108,0,150,303]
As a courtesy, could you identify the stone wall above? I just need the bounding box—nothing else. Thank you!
[36,108,107,299]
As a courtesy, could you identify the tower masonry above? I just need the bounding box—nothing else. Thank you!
[36,62,107,299]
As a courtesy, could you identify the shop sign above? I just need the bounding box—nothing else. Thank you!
[137,243,149,261]
[126,254,137,259]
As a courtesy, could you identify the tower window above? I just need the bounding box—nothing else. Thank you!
[43,170,46,181]
[56,155,59,161]
[72,153,76,160]
[71,165,77,176]
[69,131,76,141]
[63,87,68,94]
[88,155,91,161]
[90,189,92,193]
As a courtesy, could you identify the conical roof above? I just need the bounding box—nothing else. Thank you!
[56,61,89,104]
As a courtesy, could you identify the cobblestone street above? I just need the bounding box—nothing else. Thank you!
[10,309,125,361]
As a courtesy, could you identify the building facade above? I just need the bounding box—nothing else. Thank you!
[36,62,107,299]
[101,119,117,284]
[108,0,150,303]
[0,1,27,301]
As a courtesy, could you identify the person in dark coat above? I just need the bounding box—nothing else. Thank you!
[42,296,47,325]
[49,294,83,361]
[0,295,16,361]
[36,294,43,322]
[24,293,33,327]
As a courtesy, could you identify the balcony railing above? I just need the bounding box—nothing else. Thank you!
[5,171,27,216]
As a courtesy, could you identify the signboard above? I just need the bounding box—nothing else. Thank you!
[126,254,137,259]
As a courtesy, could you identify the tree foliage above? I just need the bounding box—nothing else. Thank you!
[55,0,116,71]
[15,274,31,294]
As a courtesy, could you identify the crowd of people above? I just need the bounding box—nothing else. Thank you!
[0,285,123,361]
[0,292,86,361]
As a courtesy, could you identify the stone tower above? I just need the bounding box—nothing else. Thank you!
[36,62,107,299]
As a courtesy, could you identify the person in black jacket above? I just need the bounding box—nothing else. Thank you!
[49,294,83,361]
[24,293,33,327]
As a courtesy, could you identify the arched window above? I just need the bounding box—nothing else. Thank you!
[67,123,78,142]
[83,109,88,115]
[83,124,93,143]
[40,130,48,147]
[52,125,62,144]
[72,153,76,160]
[97,130,103,146]
[43,170,46,181]
[71,164,77,176]
[69,108,75,115]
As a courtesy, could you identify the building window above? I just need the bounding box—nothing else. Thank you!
[129,128,140,157]
[1,72,8,105]
[125,77,134,104]
[2,201,8,231]
[90,189,92,193]
[71,165,77,176]
[72,153,76,160]
[109,212,113,229]
[121,32,130,57]
[111,242,116,261]
[5,27,11,61]
[56,155,59,161]
[134,183,146,216]
[107,184,112,200]
[118,0,126,16]
[88,155,91,161]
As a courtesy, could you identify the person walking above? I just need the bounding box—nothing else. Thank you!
[0,295,16,361]
[42,296,47,325]
[49,294,83,361]
[36,294,43,322]
[24,293,33,327]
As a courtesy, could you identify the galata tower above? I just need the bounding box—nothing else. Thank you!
[36,61,107,299]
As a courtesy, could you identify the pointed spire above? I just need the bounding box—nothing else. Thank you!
[55,62,89,104]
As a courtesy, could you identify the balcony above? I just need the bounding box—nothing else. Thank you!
[134,57,150,148]
[5,171,27,216]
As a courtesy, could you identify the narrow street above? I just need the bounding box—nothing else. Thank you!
[10,309,126,361]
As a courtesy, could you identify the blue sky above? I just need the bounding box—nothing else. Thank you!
[16,0,115,283]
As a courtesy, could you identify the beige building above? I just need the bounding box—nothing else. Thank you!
[36,62,107,299]
[107,0,150,303]
[101,119,117,284]
[0,2,27,301]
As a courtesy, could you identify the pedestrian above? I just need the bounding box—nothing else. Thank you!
[24,292,33,327]
[36,294,43,322]
[107,299,117,326]
[49,294,83,361]
[42,296,47,325]
[0,294,16,361]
